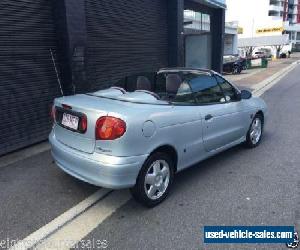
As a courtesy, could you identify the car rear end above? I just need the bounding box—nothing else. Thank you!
[49,94,148,189]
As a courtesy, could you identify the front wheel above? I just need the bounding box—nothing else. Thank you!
[130,152,174,207]
[245,114,263,148]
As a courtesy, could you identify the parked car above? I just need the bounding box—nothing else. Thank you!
[239,56,248,70]
[253,51,267,59]
[253,49,272,59]
[280,52,287,58]
[49,68,267,207]
[223,55,243,74]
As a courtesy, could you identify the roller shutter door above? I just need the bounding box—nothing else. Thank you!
[85,0,169,90]
[0,0,60,155]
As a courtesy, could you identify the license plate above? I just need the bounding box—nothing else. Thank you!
[62,113,79,130]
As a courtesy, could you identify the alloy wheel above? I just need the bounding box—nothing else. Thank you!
[144,160,170,200]
[250,118,262,145]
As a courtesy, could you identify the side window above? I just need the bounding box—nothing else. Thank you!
[172,82,195,104]
[155,73,196,104]
[189,75,225,105]
[215,75,239,102]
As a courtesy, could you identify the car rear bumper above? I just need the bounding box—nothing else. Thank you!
[49,131,148,189]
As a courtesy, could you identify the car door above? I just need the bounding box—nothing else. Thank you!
[215,75,250,140]
[168,79,206,168]
[189,74,246,152]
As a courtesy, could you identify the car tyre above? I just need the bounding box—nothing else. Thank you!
[130,152,174,207]
[232,65,240,74]
[245,114,263,148]
[237,66,242,74]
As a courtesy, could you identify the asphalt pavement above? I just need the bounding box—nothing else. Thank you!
[0,151,98,242]
[0,65,299,250]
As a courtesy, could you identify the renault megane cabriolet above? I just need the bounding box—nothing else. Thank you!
[49,68,267,207]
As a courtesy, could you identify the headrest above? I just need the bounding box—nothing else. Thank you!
[136,76,151,91]
[166,74,182,94]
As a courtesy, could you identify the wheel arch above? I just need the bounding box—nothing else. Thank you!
[148,145,178,173]
[256,110,264,125]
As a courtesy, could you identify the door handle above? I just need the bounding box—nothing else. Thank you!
[205,114,213,121]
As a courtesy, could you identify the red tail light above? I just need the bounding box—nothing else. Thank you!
[51,105,56,122]
[95,116,126,140]
[81,114,88,133]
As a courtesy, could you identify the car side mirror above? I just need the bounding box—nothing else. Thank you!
[240,90,252,99]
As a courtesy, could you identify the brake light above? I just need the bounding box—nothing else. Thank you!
[95,116,126,140]
[81,114,88,133]
[51,105,56,122]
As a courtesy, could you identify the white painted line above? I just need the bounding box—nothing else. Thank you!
[253,61,300,97]
[35,190,131,250]
[9,188,112,250]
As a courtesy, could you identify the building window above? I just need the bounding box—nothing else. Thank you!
[184,10,211,32]
[269,10,280,17]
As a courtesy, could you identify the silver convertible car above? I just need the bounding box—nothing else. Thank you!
[49,68,267,207]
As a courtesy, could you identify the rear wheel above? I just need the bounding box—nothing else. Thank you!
[245,114,263,148]
[237,66,242,74]
[130,152,174,207]
[232,65,240,74]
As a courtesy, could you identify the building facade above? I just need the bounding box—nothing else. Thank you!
[226,0,300,52]
[0,0,226,156]
[280,0,300,51]
[184,9,238,61]
[226,0,284,38]
[267,0,295,51]
[269,0,300,24]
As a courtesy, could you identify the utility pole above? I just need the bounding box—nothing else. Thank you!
[251,18,255,38]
